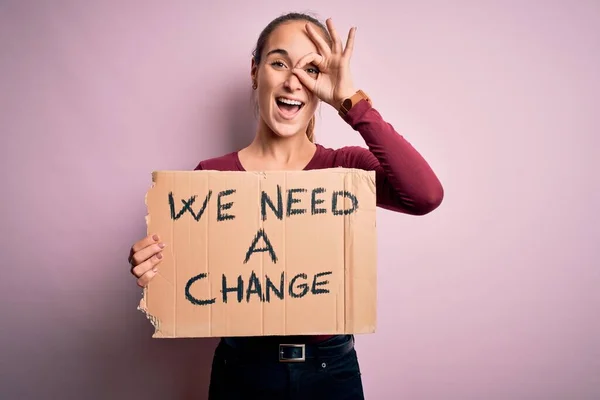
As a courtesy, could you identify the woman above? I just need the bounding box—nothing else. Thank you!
[129,12,444,400]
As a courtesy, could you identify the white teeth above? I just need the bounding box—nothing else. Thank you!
[277,97,303,106]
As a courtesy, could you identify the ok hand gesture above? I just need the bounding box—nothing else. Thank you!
[292,18,357,110]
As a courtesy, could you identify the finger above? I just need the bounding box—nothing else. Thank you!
[295,52,325,70]
[132,250,163,279]
[292,68,317,92]
[326,18,343,54]
[137,267,159,288]
[305,23,331,57]
[130,241,166,267]
[129,233,160,263]
[293,52,323,91]
[343,27,357,60]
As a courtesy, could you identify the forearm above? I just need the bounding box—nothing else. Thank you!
[343,100,444,215]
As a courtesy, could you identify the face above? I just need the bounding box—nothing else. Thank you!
[252,20,324,138]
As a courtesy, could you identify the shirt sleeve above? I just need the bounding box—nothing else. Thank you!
[340,100,444,215]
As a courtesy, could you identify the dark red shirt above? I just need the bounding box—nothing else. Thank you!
[195,99,444,344]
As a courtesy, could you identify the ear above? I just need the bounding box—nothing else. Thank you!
[250,58,258,82]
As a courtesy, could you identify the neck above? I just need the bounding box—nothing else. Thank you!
[248,121,315,165]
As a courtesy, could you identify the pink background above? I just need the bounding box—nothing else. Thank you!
[1,1,599,399]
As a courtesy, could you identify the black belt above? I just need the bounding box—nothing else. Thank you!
[221,335,355,363]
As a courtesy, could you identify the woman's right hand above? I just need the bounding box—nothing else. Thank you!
[128,234,165,287]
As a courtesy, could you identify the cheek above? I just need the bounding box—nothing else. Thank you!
[257,87,273,111]
[306,99,319,115]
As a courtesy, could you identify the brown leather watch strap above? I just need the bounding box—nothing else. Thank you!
[338,90,372,117]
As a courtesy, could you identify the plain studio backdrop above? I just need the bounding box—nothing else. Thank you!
[1,1,598,399]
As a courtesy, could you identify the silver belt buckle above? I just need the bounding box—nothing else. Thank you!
[279,344,305,362]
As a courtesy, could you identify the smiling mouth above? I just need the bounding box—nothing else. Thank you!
[276,97,304,118]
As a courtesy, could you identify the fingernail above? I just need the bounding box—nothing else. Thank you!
[158,242,165,248]
[156,252,163,259]
[152,234,159,241]
[153,267,158,273]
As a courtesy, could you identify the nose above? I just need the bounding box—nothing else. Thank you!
[284,71,302,91]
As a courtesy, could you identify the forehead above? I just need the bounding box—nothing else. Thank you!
[263,20,324,59]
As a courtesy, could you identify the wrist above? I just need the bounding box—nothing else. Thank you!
[337,89,372,118]
[333,88,357,111]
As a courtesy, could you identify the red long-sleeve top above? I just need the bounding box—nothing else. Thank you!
[194,99,444,344]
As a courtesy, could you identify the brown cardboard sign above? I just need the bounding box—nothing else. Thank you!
[138,168,377,338]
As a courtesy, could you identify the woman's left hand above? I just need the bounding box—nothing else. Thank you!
[292,18,357,110]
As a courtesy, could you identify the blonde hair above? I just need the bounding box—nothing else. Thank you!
[306,116,315,142]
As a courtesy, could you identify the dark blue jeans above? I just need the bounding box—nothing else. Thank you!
[208,335,365,399]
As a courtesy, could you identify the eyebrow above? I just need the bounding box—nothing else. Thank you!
[266,48,288,57]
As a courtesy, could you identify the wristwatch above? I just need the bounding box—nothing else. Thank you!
[338,90,372,117]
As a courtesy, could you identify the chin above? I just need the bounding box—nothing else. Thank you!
[267,122,304,138]
[262,98,314,138]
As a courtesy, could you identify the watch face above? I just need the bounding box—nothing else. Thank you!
[343,98,353,110]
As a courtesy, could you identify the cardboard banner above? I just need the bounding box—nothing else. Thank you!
[138,168,377,338]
